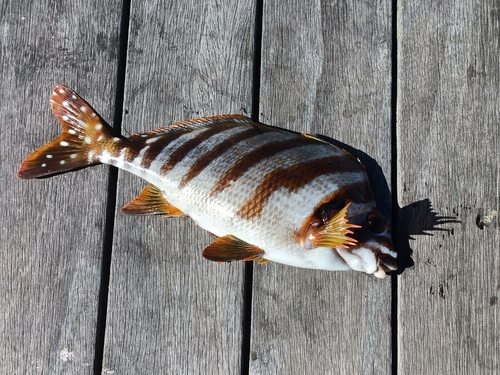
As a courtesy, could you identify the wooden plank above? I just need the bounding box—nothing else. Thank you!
[101,0,255,373]
[0,1,121,374]
[250,1,393,374]
[398,1,500,373]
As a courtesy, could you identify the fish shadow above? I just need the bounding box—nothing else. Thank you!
[315,135,460,275]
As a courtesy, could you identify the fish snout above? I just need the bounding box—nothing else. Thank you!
[379,254,398,271]
[373,253,398,278]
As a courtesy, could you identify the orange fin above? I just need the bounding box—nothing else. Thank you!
[121,185,185,217]
[202,235,265,262]
[17,84,118,179]
[128,114,257,140]
[310,202,361,249]
[257,258,271,264]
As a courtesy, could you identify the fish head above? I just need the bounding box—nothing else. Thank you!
[310,199,397,278]
[338,202,397,278]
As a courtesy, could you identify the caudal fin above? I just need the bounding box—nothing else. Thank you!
[17,84,118,179]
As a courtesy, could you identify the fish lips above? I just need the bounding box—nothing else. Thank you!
[337,242,397,278]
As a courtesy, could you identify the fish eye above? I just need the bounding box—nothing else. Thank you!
[367,213,387,234]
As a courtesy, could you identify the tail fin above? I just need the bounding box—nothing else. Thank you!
[18,84,118,179]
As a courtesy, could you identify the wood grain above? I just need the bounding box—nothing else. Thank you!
[0,0,121,374]
[100,0,255,373]
[398,0,500,373]
[5,0,499,374]
[250,1,394,374]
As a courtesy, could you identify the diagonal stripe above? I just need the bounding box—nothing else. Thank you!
[160,122,237,175]
[237,155,364,219]
[140,131,187,169]
[210,136,320,195]
[180,125,272,186]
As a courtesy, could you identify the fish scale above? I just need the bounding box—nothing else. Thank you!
[18,84,398,278]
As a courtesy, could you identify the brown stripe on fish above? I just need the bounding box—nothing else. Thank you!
[118,138,148,163]
[140,131,188,169]
[139,116,260,170]
[180,125,273,187]
[209,136,322,196]
[237,155,364,219]
[160,122,238,175]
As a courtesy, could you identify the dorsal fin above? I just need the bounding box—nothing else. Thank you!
[127,114,260,141]
[121,185,185,217]
[202,235,265,262]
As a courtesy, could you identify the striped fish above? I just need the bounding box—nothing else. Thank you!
[18,84,397,278]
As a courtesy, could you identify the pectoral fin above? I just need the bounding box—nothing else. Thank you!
[121,185,185,217]
[203,235,265,262]
[310,202,360,249]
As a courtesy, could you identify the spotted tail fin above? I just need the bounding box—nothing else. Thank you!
[17,84,119,179]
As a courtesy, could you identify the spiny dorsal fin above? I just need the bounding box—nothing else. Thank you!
[203,235,265,262]
[310,202,361,249]
[121,185,185,217]
[127,114,260,141]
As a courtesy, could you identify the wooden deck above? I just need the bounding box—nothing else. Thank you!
[1,0,499,374]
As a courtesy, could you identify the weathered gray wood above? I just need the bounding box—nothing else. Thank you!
[0,1,121,374]
[398,1,500,373]
[250,1,393,374]
[101,0,255,373]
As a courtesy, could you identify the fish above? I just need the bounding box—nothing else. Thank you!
[17,84,397,278]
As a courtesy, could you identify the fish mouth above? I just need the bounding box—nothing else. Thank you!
[373,253,398,278]
[336,244,397,278]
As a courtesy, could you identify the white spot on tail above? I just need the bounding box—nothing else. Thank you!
[58,89,65,94]
[46,154,53,159]
[41,163,47,167]
[62,115,69,121]
[113,137,120,142]
[97,135,104,141]
[84,136,92,144]
[80,106,87,113]
[60,141,69,147]
[62,101,69,107]
[95,124,102,130]
[72,95,77,100]
[68,129,77,135]
[98,150,112,164]
[70,154,77,159]
[60,160,66,165]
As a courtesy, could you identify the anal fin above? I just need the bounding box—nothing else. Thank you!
[121,185,185,217]
[203,235,265,263]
